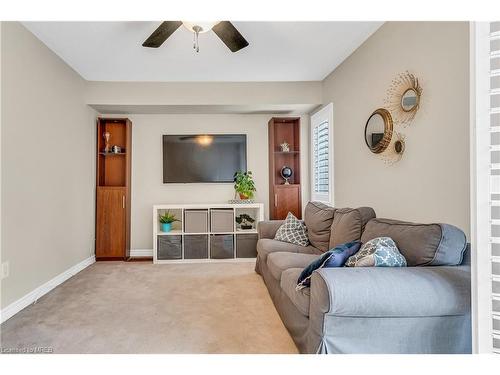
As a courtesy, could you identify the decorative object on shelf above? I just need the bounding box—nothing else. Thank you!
[159,211,180,232]
[233,170,256,200]
[112,145,122,153]
[280,166,293,184]
[384,71,422,126]
[280,141,290,152]
[364,108,393,154]
[380,132,406,165]
[103,131,111,153]
[235,214,255,230]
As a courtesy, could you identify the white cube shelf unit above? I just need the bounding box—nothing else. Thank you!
[153,203,264,264]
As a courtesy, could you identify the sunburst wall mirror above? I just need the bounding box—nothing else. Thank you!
[384,71,422,126]
[380,132,406,165]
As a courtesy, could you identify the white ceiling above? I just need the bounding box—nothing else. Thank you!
[23,21,382,82]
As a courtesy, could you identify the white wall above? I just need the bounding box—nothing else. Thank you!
[1,22,96,308]
[119,114,310,250]
[322,21,470,236]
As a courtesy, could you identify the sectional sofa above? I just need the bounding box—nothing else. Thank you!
[255,202,471,354]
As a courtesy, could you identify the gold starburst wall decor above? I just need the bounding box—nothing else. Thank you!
[380,132,406,165]
[384,71,422,127]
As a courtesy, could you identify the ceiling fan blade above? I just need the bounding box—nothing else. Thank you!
[212,21,249,52]
[142,21,182,48]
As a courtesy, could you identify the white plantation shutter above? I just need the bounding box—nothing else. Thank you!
[311,103,333,203]
[313,121,329,193]
[491,21,500,353]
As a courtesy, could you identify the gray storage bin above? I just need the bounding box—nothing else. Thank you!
[184,234,208,259]
[236,234,258,258]
[157,235,182,260]
[210,234,234,259]
[184,210,208,233]
[210,209,234,233]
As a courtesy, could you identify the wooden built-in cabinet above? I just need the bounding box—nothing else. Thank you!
[95,118,132,260]
[268,117,302,220]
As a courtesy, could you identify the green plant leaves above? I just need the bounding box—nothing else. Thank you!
[159,210,179,224]
[233,170,256,199]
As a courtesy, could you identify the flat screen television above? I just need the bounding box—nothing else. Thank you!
[163,134,247,183]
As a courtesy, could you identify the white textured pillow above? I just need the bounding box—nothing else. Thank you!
[274,212,309,247]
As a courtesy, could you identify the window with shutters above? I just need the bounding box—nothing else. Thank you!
[491,21,500,354]
[473,21,500,354]
[310,103,333,203]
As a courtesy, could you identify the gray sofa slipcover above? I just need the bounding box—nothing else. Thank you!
[255,202,471,354]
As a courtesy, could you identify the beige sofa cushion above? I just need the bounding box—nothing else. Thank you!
[329,207,376,249]
[267,252,319,281]
[257,238,318,265]
[304,202,336,252]
[361,218,467,266]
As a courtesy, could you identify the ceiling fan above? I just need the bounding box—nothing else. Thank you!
[142,21,249,53]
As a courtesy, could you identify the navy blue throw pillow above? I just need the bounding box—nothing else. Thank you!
[296,241,361,290]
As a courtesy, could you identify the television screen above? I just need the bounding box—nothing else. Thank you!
[163,134,247,183]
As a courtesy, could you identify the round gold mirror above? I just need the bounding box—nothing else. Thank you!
[401,88,419,112]
[364,108,393,154]
[385,72,422,126]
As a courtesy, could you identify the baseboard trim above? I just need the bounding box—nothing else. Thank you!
[0,255,95,323]
[130,249,153,257]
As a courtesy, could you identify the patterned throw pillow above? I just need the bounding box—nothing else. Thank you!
[345,237,407,267]
[274,212,309,247]
[296,241,361,290]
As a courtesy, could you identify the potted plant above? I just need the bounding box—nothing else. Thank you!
[233,171,256,200]
[159,211,179,232]
[235,214,255,230]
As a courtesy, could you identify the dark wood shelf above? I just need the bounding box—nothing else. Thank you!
[99,152,126,156]
[96,117,132,261]
[268,117,302,220]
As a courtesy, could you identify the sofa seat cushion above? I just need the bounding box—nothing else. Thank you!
[361,218,467,266]
[257,238,319,265]
[267,252,320,281]
[281,268,311,316]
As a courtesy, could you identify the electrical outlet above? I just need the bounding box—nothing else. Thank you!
[1,262,9,279]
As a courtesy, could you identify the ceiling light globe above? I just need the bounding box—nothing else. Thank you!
[182,21,220,33]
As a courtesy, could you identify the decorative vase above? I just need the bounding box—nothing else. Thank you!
[103,131,111,153]
[239,193,249,200]
[161,223,172,232]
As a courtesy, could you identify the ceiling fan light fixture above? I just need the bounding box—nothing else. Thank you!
[142,21,248,53]
[182,21,220,34]
[182,21,220,52]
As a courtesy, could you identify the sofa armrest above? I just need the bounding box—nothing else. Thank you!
[311,266,470,317]
[257,220,284,239]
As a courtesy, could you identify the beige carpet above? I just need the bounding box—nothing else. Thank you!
[0,262,298,354]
